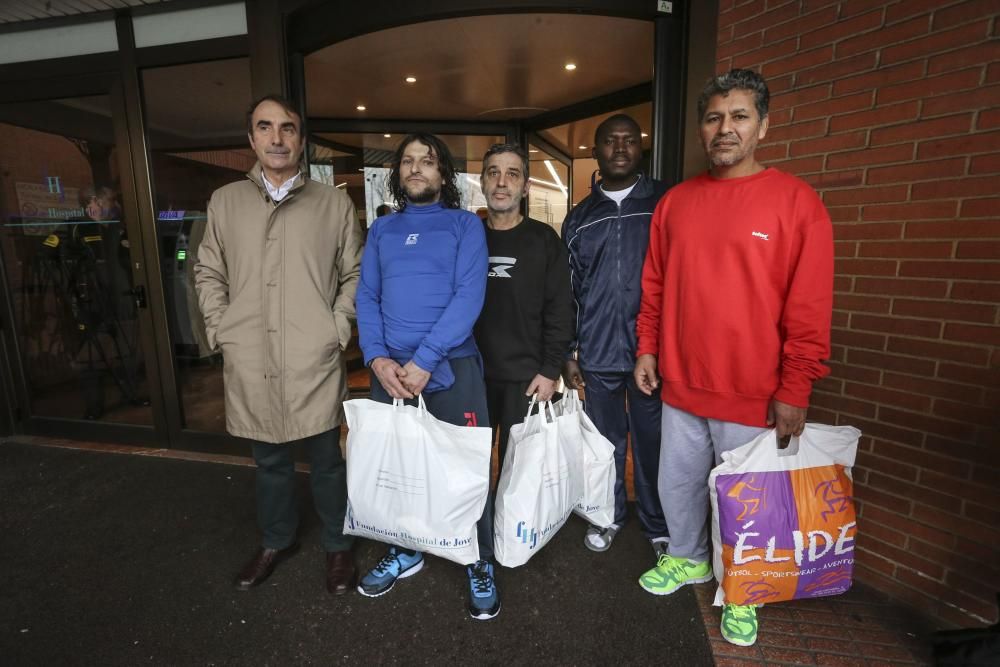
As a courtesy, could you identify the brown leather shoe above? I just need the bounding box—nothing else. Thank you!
[326,550,357,596]
[234,543,300,591]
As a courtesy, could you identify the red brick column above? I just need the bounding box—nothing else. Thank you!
[715,0,999,627]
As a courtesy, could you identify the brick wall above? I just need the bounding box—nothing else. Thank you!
[715,0,999,627]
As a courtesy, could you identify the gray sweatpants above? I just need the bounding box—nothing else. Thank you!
[659,402,768,563]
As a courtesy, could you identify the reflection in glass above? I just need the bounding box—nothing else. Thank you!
[0,97,153,423]
[527,145,569,235]
[141,58,253,433]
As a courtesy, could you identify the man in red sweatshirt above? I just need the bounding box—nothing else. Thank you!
[633,69,833,648]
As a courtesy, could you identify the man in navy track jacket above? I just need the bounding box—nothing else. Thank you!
[561,114,670,563]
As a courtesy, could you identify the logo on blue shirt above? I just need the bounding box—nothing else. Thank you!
[405,233,419,246]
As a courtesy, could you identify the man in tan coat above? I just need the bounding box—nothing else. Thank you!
[195,95,363,595]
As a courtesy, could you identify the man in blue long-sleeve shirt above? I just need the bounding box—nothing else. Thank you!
[355,133,499,621]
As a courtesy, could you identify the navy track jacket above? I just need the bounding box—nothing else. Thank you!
[562,174,669,373]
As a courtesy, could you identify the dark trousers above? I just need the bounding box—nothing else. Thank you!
[251,427,353,552]
[369,356,494,562]
[582,370,668,539]
[486,379,532,472]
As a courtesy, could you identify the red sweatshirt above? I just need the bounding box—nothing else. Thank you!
[636,168,833,427]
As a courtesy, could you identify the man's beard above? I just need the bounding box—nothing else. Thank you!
[709,145,749,167]
[405,181,441,204]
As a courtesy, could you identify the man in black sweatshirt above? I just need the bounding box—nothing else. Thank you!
[473,143,574,467]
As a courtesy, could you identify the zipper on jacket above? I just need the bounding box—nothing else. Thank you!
[615,201,627,373]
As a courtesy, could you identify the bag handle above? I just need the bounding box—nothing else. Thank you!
[774,430,801,457]
[561,389,582,414]
[524,394,556,423]
[391,394,429,417]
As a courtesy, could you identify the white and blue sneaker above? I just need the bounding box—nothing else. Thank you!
[466,560,501,620]
[357,547,424,597]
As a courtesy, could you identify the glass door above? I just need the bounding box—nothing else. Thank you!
[0,75,163,441]
[138,57,253,437]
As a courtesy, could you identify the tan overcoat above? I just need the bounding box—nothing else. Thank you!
[195,163,363,443]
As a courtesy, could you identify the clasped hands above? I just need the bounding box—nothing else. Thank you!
[371,357,431,399]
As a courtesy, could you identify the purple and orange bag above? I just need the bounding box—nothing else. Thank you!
[709,424,861,607]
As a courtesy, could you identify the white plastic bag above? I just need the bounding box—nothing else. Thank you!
[494,398,584,567]
[709,423,861,607]
[561,391,616,528]
[342,395,492,565]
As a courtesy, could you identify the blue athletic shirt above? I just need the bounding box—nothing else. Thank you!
[356,200,488,392]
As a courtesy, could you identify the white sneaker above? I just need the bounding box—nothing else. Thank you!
[584,524,620,552]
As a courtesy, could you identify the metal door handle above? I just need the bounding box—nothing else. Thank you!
[131,285,147,309]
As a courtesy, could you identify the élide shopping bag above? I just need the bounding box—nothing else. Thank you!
[709,423,861,606]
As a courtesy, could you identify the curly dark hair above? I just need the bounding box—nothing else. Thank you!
[387,133,462,211]
[697,68,770,121]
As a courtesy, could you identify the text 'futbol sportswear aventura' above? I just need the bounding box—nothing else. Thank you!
[636,168,833,427]
[356,201,487,392]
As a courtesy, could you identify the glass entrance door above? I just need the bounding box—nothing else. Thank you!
[0,77,161,439]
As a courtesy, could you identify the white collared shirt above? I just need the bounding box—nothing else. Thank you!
[264,172,300,202]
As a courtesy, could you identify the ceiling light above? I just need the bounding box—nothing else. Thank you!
[384,134,391,138]
[564,63,577,71]
[356,105,366,111]
[335,182,347,189]
[641,132,648,138]
[543,160,568,198]
[578,145,587,150]
[405,76,417,83]
[528,149,539,153]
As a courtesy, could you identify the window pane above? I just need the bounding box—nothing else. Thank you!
[527,145,569,235]
[141,58,252,433]
[0,96,153,423]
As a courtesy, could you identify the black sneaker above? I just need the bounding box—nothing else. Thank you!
[466,560,501,620]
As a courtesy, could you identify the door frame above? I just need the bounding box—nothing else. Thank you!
[0,70,167,444]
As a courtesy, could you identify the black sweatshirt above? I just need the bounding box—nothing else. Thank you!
[474,217,575,383]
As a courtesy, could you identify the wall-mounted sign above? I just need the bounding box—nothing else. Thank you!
[13,181,82,234]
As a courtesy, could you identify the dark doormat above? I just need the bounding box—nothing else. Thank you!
[0,441,713,665]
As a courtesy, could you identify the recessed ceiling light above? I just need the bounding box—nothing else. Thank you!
[356,105,366,111]
[384,134,391,138]
[405,76,417,83]
[578,145,587,150]
[565,63,577,71]
[528,149,539,153]
[641,132,648,138]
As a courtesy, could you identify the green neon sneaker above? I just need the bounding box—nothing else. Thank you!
[638,554,713,595]
[721,603,758,646]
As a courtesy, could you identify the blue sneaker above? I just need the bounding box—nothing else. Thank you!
[466,560,501,620]
[357,547,424,597]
